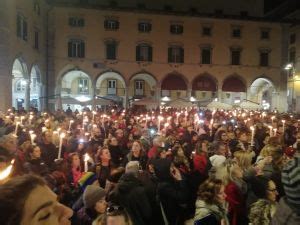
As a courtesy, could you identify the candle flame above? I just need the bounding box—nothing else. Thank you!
[84,153,90,162]
[0,160,14,181]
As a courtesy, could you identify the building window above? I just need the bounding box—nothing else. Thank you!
[290,33,296,44]
[34,30,39,49]
[16,14,27,41]
[104,19,119,30]
[138,22,152,33]
[261,29,270,40]
[259,52,269,67]
[69,17,85,27]
[202,26,212,36]
[170,24,183,34]
[15,80,26,92]
[136,44,152,62]
[68,39,85,58]
[31,77,37,92]
[201,47,212,64]
[161,90,170,97]
[134,80,144,96]
[231,49,241,65]
[33,1,40,15]
[105,41,117,60]
[289,48,296,64]
[78,78,89,94]
[168,46,184,63]
[107,79,117,95]
[231,26,241,38]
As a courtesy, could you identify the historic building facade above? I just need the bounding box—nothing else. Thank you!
[0,0,292,112]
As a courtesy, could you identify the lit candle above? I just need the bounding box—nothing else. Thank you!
[29,115,34,125]
[271,116,275,124]
[57,133,65,159]
[210,119,214,136]
[29,130,36,145]
[158,116,163,133]
[268,125,273,137]
[20,116,25,125]
[176,112,180,125]
[0,159,15,181]
[273,128,277,136]
[282,120,286,132]
[84,153,90,172]
[68,120,74,132]
[14,122,20,136]
[92,111,96,122]
[250,126,255,146]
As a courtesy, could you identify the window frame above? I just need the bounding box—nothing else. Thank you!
[68,39,85,58]
[134,80,145,96]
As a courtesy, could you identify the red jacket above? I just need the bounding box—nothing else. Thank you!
[225,181,247,225]
[193,154,208,175]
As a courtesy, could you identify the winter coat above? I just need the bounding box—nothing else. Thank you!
[249,199,276,225]
[272,197,300,225]
[39,142,58,169]
[109,173,152,225]
[23,158,49,176]
[194,200,229,225]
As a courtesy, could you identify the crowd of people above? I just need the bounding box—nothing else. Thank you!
[0,106,299,225]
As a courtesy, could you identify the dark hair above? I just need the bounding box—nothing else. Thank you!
[251,175,271,199]
[101,205,133,225]
[197,178,223,205]
[0,175,46,225]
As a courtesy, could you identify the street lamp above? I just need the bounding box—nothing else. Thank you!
[285,63,295,112]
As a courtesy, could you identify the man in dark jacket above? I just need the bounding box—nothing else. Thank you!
[153,158,189,225]
[109,161,152,225]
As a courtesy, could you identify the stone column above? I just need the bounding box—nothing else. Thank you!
[24,80,30,110]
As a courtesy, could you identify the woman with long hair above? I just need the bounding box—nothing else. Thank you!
[194,178,228,225]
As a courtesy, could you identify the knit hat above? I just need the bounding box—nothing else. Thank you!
[83,185,106,209]
[125,161,140,175]
[281,155,300,208]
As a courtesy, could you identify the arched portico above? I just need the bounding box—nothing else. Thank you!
[161,73,188,100]
[222,75,246,104]
[129,72,157,99]
[58,70,93,111]
[95,71,127,107]
[192,74,217,102]
[249,77,276,110]
[11,57,29,110]
[30,65,43,110]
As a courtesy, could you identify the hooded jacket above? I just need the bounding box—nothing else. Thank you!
[110,173,152,225]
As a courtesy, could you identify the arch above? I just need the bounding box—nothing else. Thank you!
[129,71,157,89]
[11,57,29,109]
[222,75,246,92]
[95,71,126,89]
[249,76,276,110]
[161,72,188,90]
[30,65,42,110]
[192,74,217,91]
[249,76,275,94]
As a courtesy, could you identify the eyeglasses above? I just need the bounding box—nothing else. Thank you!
[106,205,124,214]
[267,188,277,192]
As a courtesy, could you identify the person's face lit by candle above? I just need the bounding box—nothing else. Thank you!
[31,146,41,160]
[131,141,141,158]
[71,155,81,168]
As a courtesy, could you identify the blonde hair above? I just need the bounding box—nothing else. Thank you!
[215,160,240,185]
[233,150,253,171]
